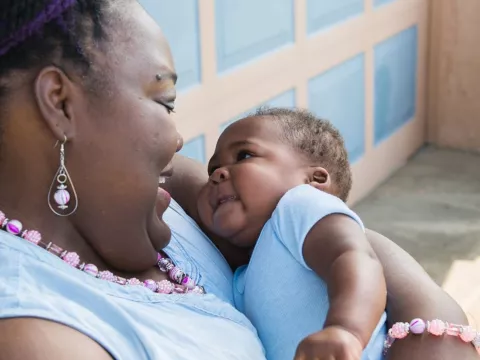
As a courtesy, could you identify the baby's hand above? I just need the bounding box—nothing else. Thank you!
[294,326,363,360]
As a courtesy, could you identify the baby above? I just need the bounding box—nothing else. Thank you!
[197,107,387,360]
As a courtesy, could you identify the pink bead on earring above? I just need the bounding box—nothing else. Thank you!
[48,135,78,217]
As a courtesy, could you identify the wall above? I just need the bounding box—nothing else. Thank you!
[427,0,480,152]
[140,0,429,204]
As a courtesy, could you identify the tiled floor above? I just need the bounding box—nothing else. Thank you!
[354,146,480,323]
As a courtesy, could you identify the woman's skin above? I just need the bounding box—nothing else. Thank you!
[163,154,479,360]
[368,229,478,359]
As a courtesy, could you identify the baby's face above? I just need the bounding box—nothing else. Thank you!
[197,116,308,247]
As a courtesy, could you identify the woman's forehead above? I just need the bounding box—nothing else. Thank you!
[107,1,175,73]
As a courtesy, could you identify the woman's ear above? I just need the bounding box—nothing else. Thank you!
[308,167,332,192]
[34,66,76,142]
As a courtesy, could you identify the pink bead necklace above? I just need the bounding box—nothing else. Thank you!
[0,210,205,295]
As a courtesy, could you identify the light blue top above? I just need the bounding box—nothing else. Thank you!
[233,185,386,360]
[0,199,265,360]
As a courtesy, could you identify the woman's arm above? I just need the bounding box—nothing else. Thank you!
[366,229,479,359]
[0,318,113,360]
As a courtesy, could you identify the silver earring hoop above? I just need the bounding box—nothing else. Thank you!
[48,135,78,216]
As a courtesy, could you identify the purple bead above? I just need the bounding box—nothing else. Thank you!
[54,189,70,206]
[6,220,22,235]
[83,263,99,277]
[169,267,185,283]
[409,318,426,334]
[182,276,195,289]
[144,279,158,292]
[156,280,174,294]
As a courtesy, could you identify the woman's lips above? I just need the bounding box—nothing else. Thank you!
[157,187,171,205]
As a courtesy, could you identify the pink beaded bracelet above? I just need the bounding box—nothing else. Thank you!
[383,319,480,355]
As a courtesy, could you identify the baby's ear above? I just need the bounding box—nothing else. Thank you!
[308,167,332,192]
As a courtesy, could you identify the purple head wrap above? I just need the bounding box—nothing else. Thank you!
[0,0,77,57]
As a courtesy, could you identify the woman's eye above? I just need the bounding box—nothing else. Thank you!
[237,151,253,161]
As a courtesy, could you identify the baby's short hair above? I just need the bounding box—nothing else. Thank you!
[253,107,352,201]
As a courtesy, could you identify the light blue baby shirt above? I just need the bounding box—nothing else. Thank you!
[233,185,387,360]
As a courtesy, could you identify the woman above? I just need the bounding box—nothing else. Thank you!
[0,1,476,359]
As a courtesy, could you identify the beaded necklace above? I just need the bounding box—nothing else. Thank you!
[0,211,205,295]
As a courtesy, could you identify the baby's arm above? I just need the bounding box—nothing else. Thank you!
[272,185,386,358]
[302,214,386,346]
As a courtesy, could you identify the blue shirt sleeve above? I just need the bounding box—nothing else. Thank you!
[270,184,365,269]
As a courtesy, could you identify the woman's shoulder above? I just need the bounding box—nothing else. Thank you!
[0,232,264,360]
[0,318,112,360]
[0,230,99,298]
[0,231,144,359]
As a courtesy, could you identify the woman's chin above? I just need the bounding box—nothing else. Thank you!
[146,188,173,251]
[147,215,172,251]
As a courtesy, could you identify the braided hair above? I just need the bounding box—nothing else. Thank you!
[0,0,118,98]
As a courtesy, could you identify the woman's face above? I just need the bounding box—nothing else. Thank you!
[66,2,181,271]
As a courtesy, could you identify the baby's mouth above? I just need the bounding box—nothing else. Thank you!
[217,195,237,207]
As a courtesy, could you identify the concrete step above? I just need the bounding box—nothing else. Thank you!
[442,260,480,303]
[442,259,480,325]
[461,261,480,323]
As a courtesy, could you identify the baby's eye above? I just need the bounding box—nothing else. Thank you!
[237,151,253,162]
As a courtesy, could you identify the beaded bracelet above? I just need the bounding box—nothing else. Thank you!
[383,319,480,355]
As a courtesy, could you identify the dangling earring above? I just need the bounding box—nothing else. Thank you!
[48,135,78,216]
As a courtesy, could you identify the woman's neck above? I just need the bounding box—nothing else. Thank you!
[0,127,169,281]
[0,176,169,282]
[0,142,112,271]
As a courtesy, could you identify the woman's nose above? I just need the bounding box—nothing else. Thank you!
[210,167,230,184]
